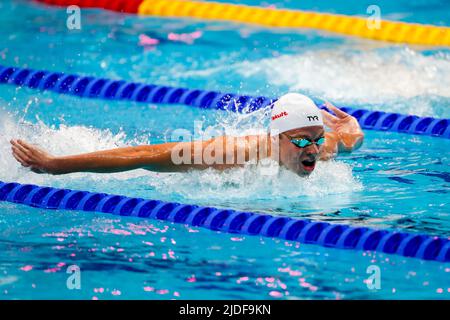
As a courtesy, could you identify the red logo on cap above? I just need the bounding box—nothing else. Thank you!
[272,111,288,121]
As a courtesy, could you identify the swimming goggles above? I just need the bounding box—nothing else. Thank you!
[284,134,326,148]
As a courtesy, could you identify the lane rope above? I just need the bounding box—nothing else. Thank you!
[35,0,450,46]
[1,65,449,139]
[1,180,449,262]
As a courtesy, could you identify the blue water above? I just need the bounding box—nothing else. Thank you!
[0,0,449,299]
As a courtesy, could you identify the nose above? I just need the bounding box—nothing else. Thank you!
[305,143,320,155]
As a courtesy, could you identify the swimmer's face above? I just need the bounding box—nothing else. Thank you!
[277,126,325,176]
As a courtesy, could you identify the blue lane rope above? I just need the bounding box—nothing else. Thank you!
[0,180,448,262]
[1,65,449,139]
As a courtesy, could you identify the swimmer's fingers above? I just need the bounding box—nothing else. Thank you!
[11,139,33,156]
[11,139,56,174]
[11,143,30,161]
[12,139,51,158]
[11,148,30,167]
[11,145,32,167]
[10,139,25,151]
[324,102,350,119]
[11,139,41,163]
[320,109,338,128]
[320,109,337,121]
[11,139,37,160]
[16,139,39,155]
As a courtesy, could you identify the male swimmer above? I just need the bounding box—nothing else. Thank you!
[10,93,364,176]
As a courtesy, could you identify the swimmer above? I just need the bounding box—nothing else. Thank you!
[10,93,364,176]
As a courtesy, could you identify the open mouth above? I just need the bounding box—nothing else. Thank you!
[301,159,316,172]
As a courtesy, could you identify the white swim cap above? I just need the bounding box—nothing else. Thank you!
[270,93,323,134]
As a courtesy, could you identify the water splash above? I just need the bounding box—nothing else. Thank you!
[235,47,450,115]
[0,109,147,185]
[177,46,450,117]
[148,160,363,201]
[0,108,362,201]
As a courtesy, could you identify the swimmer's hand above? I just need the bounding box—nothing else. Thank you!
[10,139,58,174]
[321,102,364,153]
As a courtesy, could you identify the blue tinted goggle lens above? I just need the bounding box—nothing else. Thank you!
[291,137,325,148]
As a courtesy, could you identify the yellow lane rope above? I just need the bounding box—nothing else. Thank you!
[138,0,450,46]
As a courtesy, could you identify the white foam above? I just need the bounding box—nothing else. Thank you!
[148,160,363,201]
[0,109,148,185]
[178,47,450,116]
[235,47,450,105]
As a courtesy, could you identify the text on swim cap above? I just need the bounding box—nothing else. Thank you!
[272,111,288,120]
[307,116,319,121]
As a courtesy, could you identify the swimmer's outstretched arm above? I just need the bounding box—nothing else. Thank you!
[10,136,267,175]
[320,103,364,160]
[9,139,215,174]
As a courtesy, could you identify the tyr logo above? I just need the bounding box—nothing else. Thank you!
[307,115,319,121]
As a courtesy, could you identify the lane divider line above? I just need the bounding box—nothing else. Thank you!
[1,64,449,139]
[1,180,448,262]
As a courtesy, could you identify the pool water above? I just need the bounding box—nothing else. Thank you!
[0,0,449,299]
